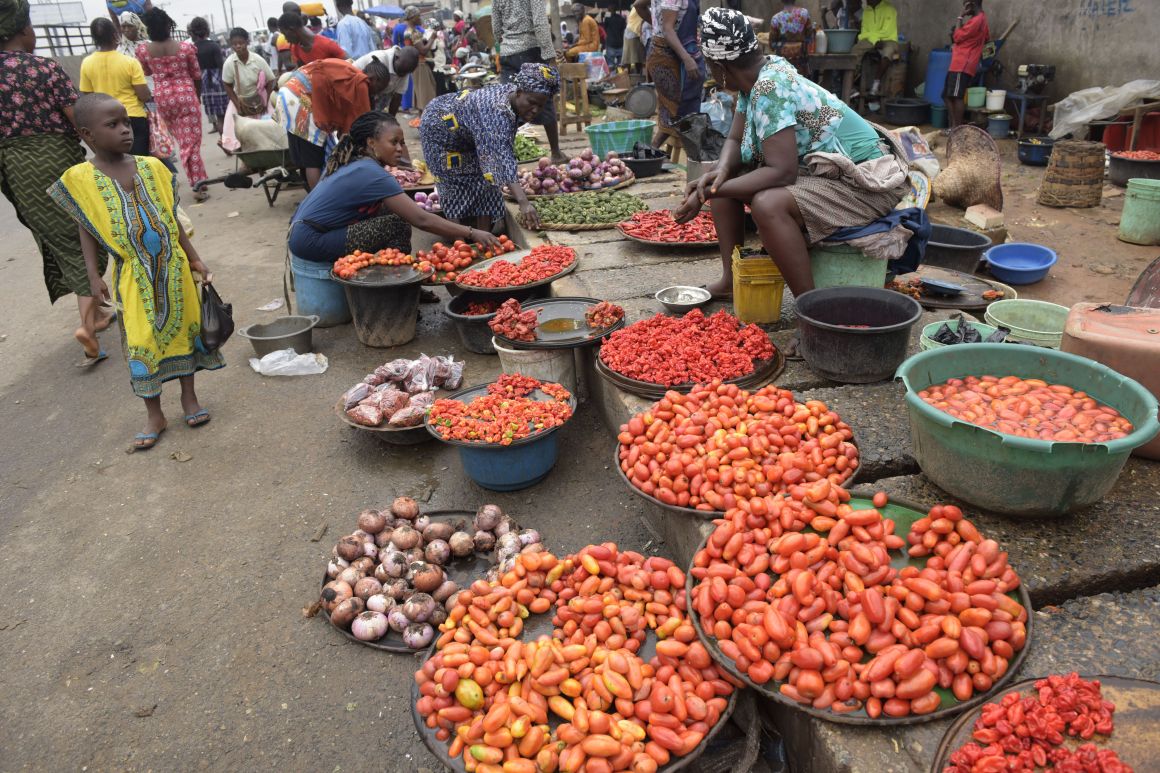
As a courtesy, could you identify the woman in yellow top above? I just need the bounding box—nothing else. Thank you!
[566,3,599,60]
[80,17,153,155]
[50,93,225,450]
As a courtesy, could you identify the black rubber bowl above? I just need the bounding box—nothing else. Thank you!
[795,286,922,383]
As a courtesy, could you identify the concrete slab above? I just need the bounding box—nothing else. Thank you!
[797,382,919,482]
[771,584,1160,773]
[869,459,1160,607]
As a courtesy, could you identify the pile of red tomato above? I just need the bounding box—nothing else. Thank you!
[458,246,576,289]
[1113,149,1160,161]
[332,248,413,279]
[418,235,518,283]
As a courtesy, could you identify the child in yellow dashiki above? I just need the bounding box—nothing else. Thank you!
[50,93,224,451]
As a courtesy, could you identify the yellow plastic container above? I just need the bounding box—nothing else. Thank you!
[731,248,786,324]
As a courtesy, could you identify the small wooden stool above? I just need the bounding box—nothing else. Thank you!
[557,62,592,136]
[658,126,683,164]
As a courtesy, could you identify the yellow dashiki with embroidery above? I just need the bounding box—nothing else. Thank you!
[418,84,521,221]
[49,156,224,397]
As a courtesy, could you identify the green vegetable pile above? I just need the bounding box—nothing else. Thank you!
[514,134,544,163]
[530,191,648,225]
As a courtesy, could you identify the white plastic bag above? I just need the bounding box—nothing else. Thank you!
[248,348,329,376]
[701,91,734,136]
[1050,79,1160,139]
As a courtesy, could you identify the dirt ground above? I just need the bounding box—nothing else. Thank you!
[0,118,1153,771]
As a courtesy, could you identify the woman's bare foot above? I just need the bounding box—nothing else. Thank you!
[703,278,734,300]
[74,326,100,358]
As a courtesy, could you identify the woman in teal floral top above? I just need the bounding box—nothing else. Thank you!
[675,7,907,300]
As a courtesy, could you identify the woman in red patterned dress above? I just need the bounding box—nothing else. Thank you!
[136,8,209,201]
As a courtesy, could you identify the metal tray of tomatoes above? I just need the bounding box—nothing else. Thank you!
[930,675,1160,773]
[686,490,1034,726]
[330,263,434,288]
[333,397,433,445]
[593,342,785,402]
[491,297,626,351]
[424,382,578,449]
[451,250,577,295]
[611,438,861,522]
[319,511,490,653]
[410,607,738,773]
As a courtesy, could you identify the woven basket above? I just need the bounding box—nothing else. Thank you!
[524,218,623,231]
[1037,140,1105,208]
[933,125,1003,210]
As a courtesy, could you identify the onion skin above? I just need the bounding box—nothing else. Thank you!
[424,539,451,566]
[384,579,409,600]
[330,596,364,627]
[403,622,434,649]
[518,528,541,547]
[321,580,353,613]
[337,566,364,586]
[402,592,436,623]
[351,611,388,641]
[357,509,387,534]
[449,531,475,557]
[362,541,379,559]
[413,514,431,533]
[493,517,514,538]
[387,608,410,633]
[336,535,364,562]
[375,528,395,547]
[389,524,421,551]
[382,550,408,579]
[327,557,350,579]
[422,522,454,543]
[351,556,375,574]
[366,594,395,614]
[354,576,383,599]
[474,504,504,532]
[390,496,419,521]
[473,530,496,552]
[411,563,444,593]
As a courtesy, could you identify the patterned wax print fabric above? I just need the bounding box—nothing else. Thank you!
[771,6,810,37]
[137,42,208,186]
[418,85,520,221]
[48,156,224,396]
[0,50,79,140]
[736,57,881,166]
[274,68,330,148]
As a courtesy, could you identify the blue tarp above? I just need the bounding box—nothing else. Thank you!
[364,5,405,18]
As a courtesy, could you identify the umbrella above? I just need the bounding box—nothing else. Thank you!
[364,5,406,18]
[474,5,491,17]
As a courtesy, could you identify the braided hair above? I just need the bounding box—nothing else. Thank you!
[324,111,399,176]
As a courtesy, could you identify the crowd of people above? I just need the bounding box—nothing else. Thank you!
[2,0,995,448]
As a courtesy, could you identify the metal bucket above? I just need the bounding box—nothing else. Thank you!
[237,315,320,357]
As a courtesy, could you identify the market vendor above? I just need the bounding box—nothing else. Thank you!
[849,0,898,97]
[273,55,415,190]
[418,62,561,232]
[288,111,502,268]
[675,8,908,300]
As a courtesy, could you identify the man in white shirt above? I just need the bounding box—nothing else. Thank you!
[336,0,381,60]
[354,46,419,116]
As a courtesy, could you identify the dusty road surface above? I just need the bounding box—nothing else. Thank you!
[0,116,1148,771]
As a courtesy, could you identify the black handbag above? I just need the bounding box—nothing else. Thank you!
[200,282,234,353]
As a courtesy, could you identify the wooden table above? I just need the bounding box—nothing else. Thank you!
[808,53,858,106]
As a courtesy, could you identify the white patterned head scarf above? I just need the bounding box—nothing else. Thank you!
[700,7,759,62]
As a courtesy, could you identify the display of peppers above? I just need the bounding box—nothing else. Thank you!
[489,299,539,342]
[600,309,775,387]
[458,245,577,289]
[618,210,717,243]
[585,301,625,330]
[428,375,573,445]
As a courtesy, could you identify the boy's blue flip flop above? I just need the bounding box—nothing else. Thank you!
[184,409,211,428]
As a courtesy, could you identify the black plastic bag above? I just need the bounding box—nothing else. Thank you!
[200,282,234,353]
[932,313,982,345]
[674,113,725,161]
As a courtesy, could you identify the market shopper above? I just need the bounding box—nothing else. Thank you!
[80,18,152,156]
[137,8,210,200]
[335,0,380,59]
[0,0,115,364]
[118,10,146,55]
[273,55,400,190]
[602,10,626,69]
[279,11,347,66]
[355,46,420,116]
[848,0,898,96]
[188,17,228,134]
[392,6,430,111]
[769,0,812,75]
[492,0,569,163]
[419,63,560,232]
[675,8,907,300]
[634,0,705,149]
[50,94,224,449]
[288,111,501,269]
[944,0,989,129]
[221,27,276,152]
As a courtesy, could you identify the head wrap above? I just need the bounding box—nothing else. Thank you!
[513,62,560,96]
[120,11,147,38]
[404,4,420,19]
[700,7,759,62]
[0,0,30,43]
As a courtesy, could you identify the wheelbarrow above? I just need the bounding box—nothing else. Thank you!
[203,148,304,206]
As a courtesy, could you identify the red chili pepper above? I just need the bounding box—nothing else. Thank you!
[459,245,575,288]
[618,210,717,242]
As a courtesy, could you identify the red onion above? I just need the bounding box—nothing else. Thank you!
[326,557,350,579]
[366,593,395,613]
[390,496,419,521]
[362,541,379,559]
[357,509,387,534]
[354,576,382,599]
[351,556,375,574]
[390,524,421,550]
[493,517,514,538]
[424,539,451,566]
[352,529,373,544]
[335,535,364,562]
[411,562,444,593]
[337,566,364,586]
[330,596,364,627]
[403,622,434,649]
[384,579,409,600]
[402,592,436,623]
[351,611,388,641]
[422,522,454,543]
[432,579,459,603]
[381,550,408,578]
[474,504,504,531]
[321,580,353,612]
[449,531,475,557]
[375,528,395,547]
[518,528,541,547]
[473,530,496,552]
[387,607,410,632]
[413,514,431,532]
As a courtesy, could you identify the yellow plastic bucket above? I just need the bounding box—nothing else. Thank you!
[731,248,786,324]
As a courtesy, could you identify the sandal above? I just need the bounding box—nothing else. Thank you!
[184,409,211,428]
[193,185,210,203]
[76,349,108,368]
[132,427,166,451]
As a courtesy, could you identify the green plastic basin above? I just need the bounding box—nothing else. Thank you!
[896,344,1160,517]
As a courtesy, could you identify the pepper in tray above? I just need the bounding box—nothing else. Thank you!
[619,210,717,242]
[458,245,576,288]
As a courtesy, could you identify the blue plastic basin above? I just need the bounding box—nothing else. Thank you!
[457,432,559,491]
[984,243,1058,284]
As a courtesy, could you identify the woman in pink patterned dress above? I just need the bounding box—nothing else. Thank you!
[137,8,209,200]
